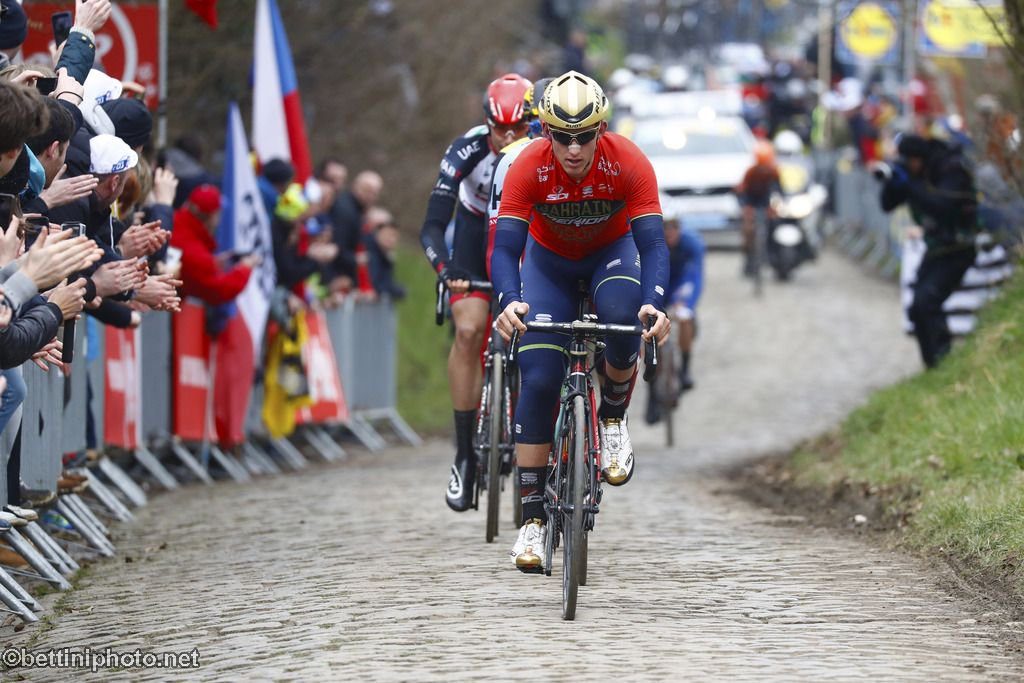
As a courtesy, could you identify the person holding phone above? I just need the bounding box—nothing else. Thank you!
[52,0,113,87]
[169,185,256,306]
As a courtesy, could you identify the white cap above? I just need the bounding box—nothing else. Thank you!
[83,69,123,107]
[89,134,138,175]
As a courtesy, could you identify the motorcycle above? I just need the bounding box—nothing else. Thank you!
[766,162,827,281]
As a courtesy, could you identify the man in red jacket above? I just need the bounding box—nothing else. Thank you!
[170,185,257,305]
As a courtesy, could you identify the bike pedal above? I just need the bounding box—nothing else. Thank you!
[516,565,544,575]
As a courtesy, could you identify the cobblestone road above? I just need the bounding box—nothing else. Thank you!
[7,253,1024,681]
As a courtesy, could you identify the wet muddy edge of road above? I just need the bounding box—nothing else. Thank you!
[726,446,1024,637]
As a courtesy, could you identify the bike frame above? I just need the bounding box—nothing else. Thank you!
[545,329,602,544]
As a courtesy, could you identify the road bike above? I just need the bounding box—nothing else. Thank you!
[508,292,656,620]
[435,278,519,542]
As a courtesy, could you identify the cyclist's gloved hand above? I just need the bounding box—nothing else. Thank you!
[439,265,473,294]
[638,304,670,344]
[496,300,529,342]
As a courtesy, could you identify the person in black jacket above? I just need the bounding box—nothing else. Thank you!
[877,134,978,368]
[327,170,382,290]
[364,209,405,301]
[0,284,84,370]
[270,191,338,291]
[22,98,97,215]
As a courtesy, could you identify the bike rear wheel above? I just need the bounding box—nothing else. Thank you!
[654,339,678,447]
[753,210,766,297]
[485,355,504,543]
[562,394,587,620]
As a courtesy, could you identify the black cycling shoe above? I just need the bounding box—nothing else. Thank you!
[679,371,695,393]
[445,457,476,512]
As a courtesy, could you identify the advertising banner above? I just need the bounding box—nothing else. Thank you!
[21,3,161,109]
[104,326,141,449]
[296,311,349,425]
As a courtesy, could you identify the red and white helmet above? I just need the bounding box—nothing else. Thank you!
[484,73,533,125]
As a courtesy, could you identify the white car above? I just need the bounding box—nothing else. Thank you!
[622,114,755,236]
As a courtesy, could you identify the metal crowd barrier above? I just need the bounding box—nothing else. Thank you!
[19,363,63,496]
[831,154,909,280]
[0,296,421,625]
[324,298,422,449]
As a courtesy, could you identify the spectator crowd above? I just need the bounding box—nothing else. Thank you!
[0,0,405,525]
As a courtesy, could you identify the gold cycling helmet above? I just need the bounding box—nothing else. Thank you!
[539,70,610,131]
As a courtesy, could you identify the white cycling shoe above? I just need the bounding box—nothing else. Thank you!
[510,519,547,573]
[600,417,634,486]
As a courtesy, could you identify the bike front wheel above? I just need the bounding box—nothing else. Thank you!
[562,394,587,620]
[485,354,504,543]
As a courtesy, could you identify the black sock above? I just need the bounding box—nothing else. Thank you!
[519,466,547,523]
[681,351,691,378]
[453,410,476,464]
[599,366,638,420]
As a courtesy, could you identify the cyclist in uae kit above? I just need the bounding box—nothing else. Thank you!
[490,71,671,571]
[485,78,554,274]
[419,73,534,513]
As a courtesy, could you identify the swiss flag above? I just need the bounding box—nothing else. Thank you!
[186,0,218,29]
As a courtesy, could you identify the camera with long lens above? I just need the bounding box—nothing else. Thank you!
[870,161,893,182]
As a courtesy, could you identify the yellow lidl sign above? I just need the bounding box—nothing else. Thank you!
[838,2,900,65]
[920,0,1006,56]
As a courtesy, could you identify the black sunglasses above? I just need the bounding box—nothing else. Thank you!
[548,127,599,147]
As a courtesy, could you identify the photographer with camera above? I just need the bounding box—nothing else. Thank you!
[874,134,979,368]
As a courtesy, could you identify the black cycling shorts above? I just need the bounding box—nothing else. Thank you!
[451,202,488,283]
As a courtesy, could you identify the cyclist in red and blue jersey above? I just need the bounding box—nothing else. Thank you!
[490,71,671,571]
[420,74,533,513]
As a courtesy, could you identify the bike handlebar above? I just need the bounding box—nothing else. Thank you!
[507,316,659,383]
[435,278,494,326]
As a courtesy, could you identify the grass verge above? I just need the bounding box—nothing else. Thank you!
[394,246,452,434]
[770,264,1024,598]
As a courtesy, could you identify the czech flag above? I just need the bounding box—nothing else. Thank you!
[253,0,312,183]
[211,104,277,447]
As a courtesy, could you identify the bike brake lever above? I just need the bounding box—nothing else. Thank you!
[435,279,445,326]
[508,328,520,365]
[643,316,657,383]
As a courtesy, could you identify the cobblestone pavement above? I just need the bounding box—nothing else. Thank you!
[6,252,1024,681]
